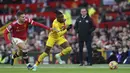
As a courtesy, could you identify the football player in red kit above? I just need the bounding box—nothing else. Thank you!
[4,11,52,68]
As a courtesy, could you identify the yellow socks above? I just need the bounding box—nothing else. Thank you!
[35,52,48,66]
[35,47,72,66]
[59,47,72,56]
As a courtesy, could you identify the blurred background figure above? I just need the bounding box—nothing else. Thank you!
[74,8,95,66]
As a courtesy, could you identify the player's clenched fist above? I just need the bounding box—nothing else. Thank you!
[6,43,12,49]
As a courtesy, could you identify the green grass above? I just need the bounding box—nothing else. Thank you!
[0,64,130,73]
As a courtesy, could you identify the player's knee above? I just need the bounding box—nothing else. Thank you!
[45,47,51,54]
[22,52,28,58]
[18,50,23,56]
[66,47,72,53]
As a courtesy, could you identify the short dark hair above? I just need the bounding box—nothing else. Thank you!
[16,11,24,17]
[81,7,87,11]
[54,10,63,17]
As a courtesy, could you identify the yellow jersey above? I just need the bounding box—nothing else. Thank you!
[49,14,72,38]
[49,19,66,38]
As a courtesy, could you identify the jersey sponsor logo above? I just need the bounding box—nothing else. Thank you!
[16,26,26,32]
[16,25,26,32]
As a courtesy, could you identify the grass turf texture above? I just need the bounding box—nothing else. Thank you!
[0,64,130,73]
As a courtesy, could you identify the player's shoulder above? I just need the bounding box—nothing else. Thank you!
[52,19,59,27]
[10,20,17,26]
[6,21,16,30]
[52,19,58,24]
[25,17,29,22]
[25,17,33,23]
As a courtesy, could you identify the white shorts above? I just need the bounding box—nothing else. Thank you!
[11,37,28,52]
[12,37,26,45]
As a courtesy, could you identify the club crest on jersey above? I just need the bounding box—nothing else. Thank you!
[24,24,27,28]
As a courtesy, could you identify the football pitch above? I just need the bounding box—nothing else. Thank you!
[0,64,130,73]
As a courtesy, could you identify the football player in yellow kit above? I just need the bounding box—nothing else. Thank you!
[31,10,72,71]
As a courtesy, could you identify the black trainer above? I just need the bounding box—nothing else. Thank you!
[10,54,14,66]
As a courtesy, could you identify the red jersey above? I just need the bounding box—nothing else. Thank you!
[4,18,50,44]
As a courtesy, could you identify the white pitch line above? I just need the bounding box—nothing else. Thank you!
[0,66,130,69]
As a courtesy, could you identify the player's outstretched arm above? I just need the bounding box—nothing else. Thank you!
[54,24,72,37]
[4,29,11,45]
[57,24,72,36]
[31,20,51,30]
[57,29,67,36]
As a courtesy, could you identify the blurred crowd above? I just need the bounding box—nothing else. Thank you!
[0,0,130,64]
[92,25,130,63]
[0,0,130,25]
[0,25,130,64]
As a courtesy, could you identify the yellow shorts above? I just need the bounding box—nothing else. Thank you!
[46,36,67,48]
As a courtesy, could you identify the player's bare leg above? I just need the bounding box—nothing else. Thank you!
[10,42,32,69]
[55,42,72,64]
[32,46,51,71]
[16,43,32,69]
[10,49,22,65]
[9,43,23,66]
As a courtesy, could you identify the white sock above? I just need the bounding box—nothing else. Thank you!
[34,64,37,67]
[26,63,30,66]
